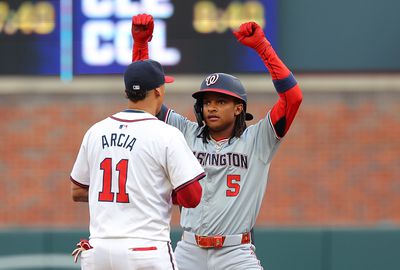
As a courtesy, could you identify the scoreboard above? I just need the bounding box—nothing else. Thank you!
[0,1,58,75]
[0,0,277,79]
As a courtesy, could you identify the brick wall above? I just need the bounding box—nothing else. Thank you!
[0,91,399,228]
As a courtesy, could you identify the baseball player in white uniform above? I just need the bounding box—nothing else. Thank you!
[70,59,205,270]
[132,15,302,269]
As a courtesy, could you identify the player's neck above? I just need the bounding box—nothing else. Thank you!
[127,100,158,116]
[209,128,234,142]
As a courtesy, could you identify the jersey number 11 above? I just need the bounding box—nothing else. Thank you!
[98,158,130,203]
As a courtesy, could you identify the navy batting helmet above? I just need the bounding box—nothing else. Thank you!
[192,73,254,123]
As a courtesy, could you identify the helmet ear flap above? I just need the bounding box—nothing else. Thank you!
[194,99,204,127]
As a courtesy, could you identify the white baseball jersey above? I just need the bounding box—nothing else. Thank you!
[71,109,205,241]
[159,108,280,235]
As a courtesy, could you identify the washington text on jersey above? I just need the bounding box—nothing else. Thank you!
[193,151,248,169]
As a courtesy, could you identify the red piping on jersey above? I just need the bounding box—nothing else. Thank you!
[109,116,158,123]
[70,176,89,189]
[212,137,229,142]
[164,108,172,123]
[267,113,280,140]
[174,172,206,192]
[172,173,204,208]
[130,246,157,251]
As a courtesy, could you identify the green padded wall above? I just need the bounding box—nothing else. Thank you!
[1,228,399,270]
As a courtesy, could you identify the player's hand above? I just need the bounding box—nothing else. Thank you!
[131,13,154,44]
[233,22,270,50]
[71,239,92,263]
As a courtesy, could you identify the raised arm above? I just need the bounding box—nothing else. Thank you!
[233,22,302,138]
[131,13,154,61]
[131,14,172,123]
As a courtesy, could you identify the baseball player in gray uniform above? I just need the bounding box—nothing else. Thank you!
[132,14,303,270]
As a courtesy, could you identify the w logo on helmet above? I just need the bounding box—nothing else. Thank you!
[205,74,219,86]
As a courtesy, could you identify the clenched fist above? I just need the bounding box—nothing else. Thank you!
[131,13,154,44]
[233,22,270,51]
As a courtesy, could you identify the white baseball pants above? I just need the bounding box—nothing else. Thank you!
[80,238,178,270]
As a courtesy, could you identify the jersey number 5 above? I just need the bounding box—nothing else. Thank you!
[99,158,129,203]
[226,174,241,197]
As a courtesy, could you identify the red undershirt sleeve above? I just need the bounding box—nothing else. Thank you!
[172,180,203,208]
[257,43,303,138]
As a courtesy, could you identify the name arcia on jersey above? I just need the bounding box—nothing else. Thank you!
[193,151,248,169]
[102,133,137,151]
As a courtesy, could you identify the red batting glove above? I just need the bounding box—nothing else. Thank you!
[132,13,154,44]
[131,13,154,61]
[71,239,93,263]
[233,22,271,54]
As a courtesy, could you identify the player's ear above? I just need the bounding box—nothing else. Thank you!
[234,103,244,116]
[154,85,165,97]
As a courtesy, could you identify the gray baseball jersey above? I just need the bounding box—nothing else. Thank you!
[159,108,280,235]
